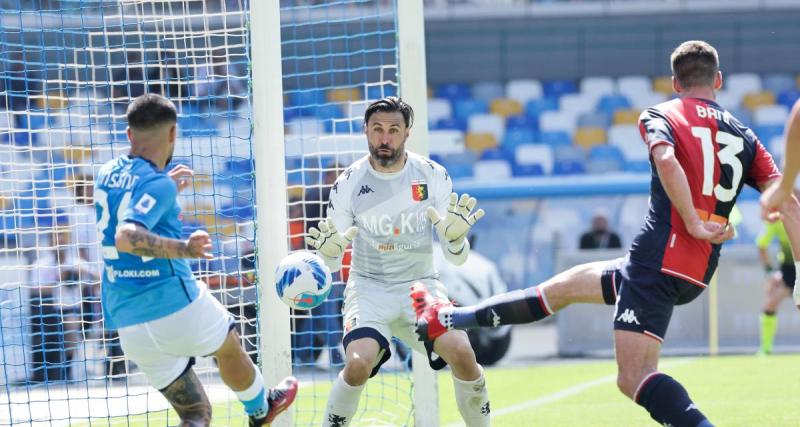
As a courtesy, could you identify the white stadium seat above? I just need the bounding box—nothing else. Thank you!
[506,79,543,105]
[714,90,742,110]
[429,129,466,156]
[608,124,648,161]
[580,76,615,101]
[427,98,453,125]
[754,104,789,126]
[560,92,597,116]
[471,81,505,101]
[515,143,554,174]
[616,75,651,99]
[725,73,762,98]
[473,159,512,180]
[539,110,579,135]
[468,113,505,141]
[629,91,668,111]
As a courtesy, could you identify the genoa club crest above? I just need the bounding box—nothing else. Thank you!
[411,180,428,201]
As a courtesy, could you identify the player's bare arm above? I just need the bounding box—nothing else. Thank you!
[761,100,800,218]
[115,222,213,259]
[651,143,723,241]
[168,164,194,193]
[159,368,212,426]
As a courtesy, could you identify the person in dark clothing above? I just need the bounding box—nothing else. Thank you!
[579,210,622,250]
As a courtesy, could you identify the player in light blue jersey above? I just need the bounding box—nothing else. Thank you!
[95,94,296,427]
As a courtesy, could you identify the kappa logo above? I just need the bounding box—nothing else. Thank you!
[616,308,640,325]
[685,403,698,412]
[357,185,374,196]
[490,309,501,327]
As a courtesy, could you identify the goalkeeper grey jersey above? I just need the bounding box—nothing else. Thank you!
[328,152,451,283]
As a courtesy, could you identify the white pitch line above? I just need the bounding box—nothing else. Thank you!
[442,358,695,427]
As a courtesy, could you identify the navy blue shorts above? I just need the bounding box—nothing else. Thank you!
[780,263,796,289]
[602,257,705,343]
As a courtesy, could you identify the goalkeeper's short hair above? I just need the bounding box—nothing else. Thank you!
[364,96,414,128]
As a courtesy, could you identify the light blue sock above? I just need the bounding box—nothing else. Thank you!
[235,366,268,417]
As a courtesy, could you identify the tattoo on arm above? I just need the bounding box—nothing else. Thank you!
[126,227,192,259]
[160,368,212,427]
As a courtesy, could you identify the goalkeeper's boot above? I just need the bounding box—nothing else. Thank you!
[249,376,299,427]
[410,282,454,342]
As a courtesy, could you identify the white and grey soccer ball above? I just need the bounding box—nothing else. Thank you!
[274,251,333,310]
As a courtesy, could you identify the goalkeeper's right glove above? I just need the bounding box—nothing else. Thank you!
[304,218,358,271]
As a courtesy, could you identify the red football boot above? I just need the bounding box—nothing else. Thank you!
[410,282,454,342]
[249,376,299,427]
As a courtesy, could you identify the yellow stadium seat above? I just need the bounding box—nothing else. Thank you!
[465,132,497,154]
[574,127,607,149]
[653,76,673,95]
[743,91,776,111]
[327,88,361,103]
[489,98,522,118]
[613,109,640,125]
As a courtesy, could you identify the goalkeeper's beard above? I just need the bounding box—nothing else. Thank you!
[369,142,405,168]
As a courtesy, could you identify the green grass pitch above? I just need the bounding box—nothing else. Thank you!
[78,354,800,426]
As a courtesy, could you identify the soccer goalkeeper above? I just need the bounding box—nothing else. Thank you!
[306,97,490,427]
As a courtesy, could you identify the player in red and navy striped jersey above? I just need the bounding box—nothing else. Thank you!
[411,41,800,427]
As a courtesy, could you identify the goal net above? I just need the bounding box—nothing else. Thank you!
[0,1,254,425]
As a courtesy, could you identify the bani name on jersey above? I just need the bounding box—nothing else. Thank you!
[632,97,780,286]
[95,155,199,329]
[328,151,451,284]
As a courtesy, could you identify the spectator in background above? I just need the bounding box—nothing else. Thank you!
[579,209,622,250]
[111,51,146,102]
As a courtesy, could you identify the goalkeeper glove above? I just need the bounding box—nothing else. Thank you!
[427,192,485,253]
[305,218,358,271]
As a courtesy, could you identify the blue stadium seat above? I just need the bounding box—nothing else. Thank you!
[587,145,624,173]
[435,117,468,132]
[596,94,632,116]
[444,162,473,179]
[553,160,586,175]
[753,124,785,143]
[625,160,651,173]
[727,107,753,127]
[524,97,559,120]
[429,154,444,165]
[505,114,538,132]
[480,148,512,162]
[436,83,471,101]
[16,113,46,130]
[511,163,544,177]
[501,128,537,153]
[288,89,327,109]
[367,84,398,99]
[762,74,796,95]
[315,104,343,120]
[453,99,488,121]
[227,159,254,174]
[577,112,611,128]
[542,79,578,98]
[439,151,475,179]
[471,81,505,101]
[334,118,364,133]
[539,131,572,147]
[777,89,800,109]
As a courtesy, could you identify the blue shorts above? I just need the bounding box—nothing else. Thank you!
[603,257,705,343]
[780,263,796,289]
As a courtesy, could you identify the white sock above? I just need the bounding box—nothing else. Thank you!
[453,367,490,427]
[234,364,267,417]
[323,371,365,427]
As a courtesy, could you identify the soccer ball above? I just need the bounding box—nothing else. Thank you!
[274,251,333,310]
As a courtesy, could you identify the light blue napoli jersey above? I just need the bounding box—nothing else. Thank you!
[95,155,199,329]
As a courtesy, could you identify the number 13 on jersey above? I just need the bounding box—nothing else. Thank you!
[691,126,744,203]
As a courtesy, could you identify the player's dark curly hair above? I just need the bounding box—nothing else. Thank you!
[364,96,414,128]
[671,40,719,89]
[127,93,177,130]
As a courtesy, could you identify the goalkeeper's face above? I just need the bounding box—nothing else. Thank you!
[366,111,408,169]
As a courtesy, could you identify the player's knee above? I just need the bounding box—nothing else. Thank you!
[343,355,374,386]
[442,339,477,371]
[616,373,636,398]
[178,406,212,427]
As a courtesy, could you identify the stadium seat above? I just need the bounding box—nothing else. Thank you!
[753,105,789,126]
[608,124,648,162]
[428,98,453,125]
[559,93,596,116]
[435,117,468,132]
[539,131,572,147]
[762,74,796,95]
[725,73,762,98]
[580,76,615,102]
[439,151,476,179]
[366,83,397,100]
[524,97,559,120]
[446,162,474,179]
[586,145,624,174]
[597,94,632,116]
[333,118,364,133]
[515,143,554,175]
[468,113,505,142]
[429,130,466,156]
[505,114,538,132]
[289,89,326,110]
[490,98,523,118]
[553,160,586,175]
[613,109,640,125]
[286,117,325,135]
[753,124,785,144]
[616,75,651,99]
[577,111,611,128]
[777,89,800,109]
[625,160,651,173]
[629,91,667,111]
[539,110,578,135]
[454,99,489,121]
[541,79,577,98]
[465,132,498,154]
[727,107,753,127]
[506,79,543,105]
[480,148,512,162]
[742,91,776,111]
[511,163,544,177]
[472,81,505,101]
[574,127,607,149]
[436,83,471,101]
[652,76,673,95]
[501,128,537,153]
[474,159,512,180]
[327,87,361,103]
[766,134,784,160]
[715,90,741,110]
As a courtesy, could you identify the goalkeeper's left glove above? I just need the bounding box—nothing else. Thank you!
[427,192,485,253]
